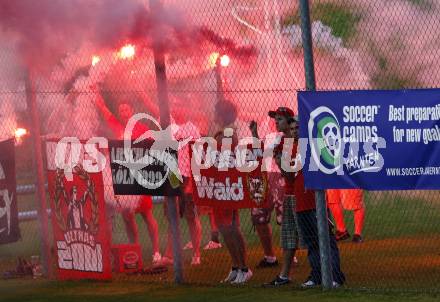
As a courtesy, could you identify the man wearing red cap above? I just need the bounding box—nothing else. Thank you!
[261,107,303,286]
[267,107,345,288]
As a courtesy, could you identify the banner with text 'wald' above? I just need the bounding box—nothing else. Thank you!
[189,141,270,209]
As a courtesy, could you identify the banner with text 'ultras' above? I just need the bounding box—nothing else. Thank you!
[298,89,440,190]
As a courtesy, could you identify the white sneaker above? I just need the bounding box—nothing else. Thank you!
[301,279,340,289]
[301,279,318,288]
[152,252,162,265]
[332,281,342,288]
[183,241,193,250]
[191,256,201,266]
[231,269,253,284]
[242,269,253,283]
[204,241,222,250]
[221,269,238,283]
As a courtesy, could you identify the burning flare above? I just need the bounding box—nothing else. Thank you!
[118,44,136,59]
[92,55,100,66]
[209,52,220,68]
[220,54,230,67]
[15,128,27,139]
[208,52,230,68]
[14,128,28,145]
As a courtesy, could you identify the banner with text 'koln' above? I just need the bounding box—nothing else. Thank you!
[298,89,440,190]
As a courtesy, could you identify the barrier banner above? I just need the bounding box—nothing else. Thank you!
[298,89,440,190]
[190,141,270,209]
[46,140,112,280]
[0,139,20,244]
[108,139,181,196]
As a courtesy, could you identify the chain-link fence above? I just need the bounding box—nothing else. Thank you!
[0,0,440,292]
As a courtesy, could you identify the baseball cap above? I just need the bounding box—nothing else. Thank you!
[268,107,295,118]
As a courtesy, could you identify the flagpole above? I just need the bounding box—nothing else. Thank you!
[299,0,333,290]
[150,0,184,284]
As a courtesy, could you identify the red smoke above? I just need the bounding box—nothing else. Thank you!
[0,0,257,72]
[0,0,147,71]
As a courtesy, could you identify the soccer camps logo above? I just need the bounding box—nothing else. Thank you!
[308,106,343,174]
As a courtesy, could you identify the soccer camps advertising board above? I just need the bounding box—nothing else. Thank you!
[298,89,440,190]
[46,139,112,280]
[189,141,270,209]
[0,139,20,245]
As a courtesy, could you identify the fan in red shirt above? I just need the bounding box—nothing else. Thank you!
[95,90,162,265]
[274,109,346,289]
[212,99,252,284]
[274,139,316,213]
[263,106,303,286]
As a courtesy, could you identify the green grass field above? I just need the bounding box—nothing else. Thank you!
[1,279,440,302]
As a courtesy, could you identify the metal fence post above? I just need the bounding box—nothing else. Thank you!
[25,70,52,278]
[150,0,184,284]
[298,0,333,290]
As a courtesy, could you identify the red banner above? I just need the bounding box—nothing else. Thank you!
[189,141,270,209]
[46,140,112,280]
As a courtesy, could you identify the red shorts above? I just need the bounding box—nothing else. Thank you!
[213,208,240,228]
[327,189,364,210]
[135,196,153,213]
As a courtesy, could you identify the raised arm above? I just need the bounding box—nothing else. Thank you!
[214,61,225,102]
[140,95,160,118]
[81,187,89,205]
[81,175,93,205]
[94,87,124,137]
[95,91,114,122]
[249,120,260,139]
[55,169,69,204]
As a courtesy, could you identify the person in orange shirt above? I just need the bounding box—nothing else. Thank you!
[327,189,365,243]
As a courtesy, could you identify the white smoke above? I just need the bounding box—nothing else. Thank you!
[283,20,371,89]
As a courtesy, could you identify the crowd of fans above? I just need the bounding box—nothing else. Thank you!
[94,86,365,287]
